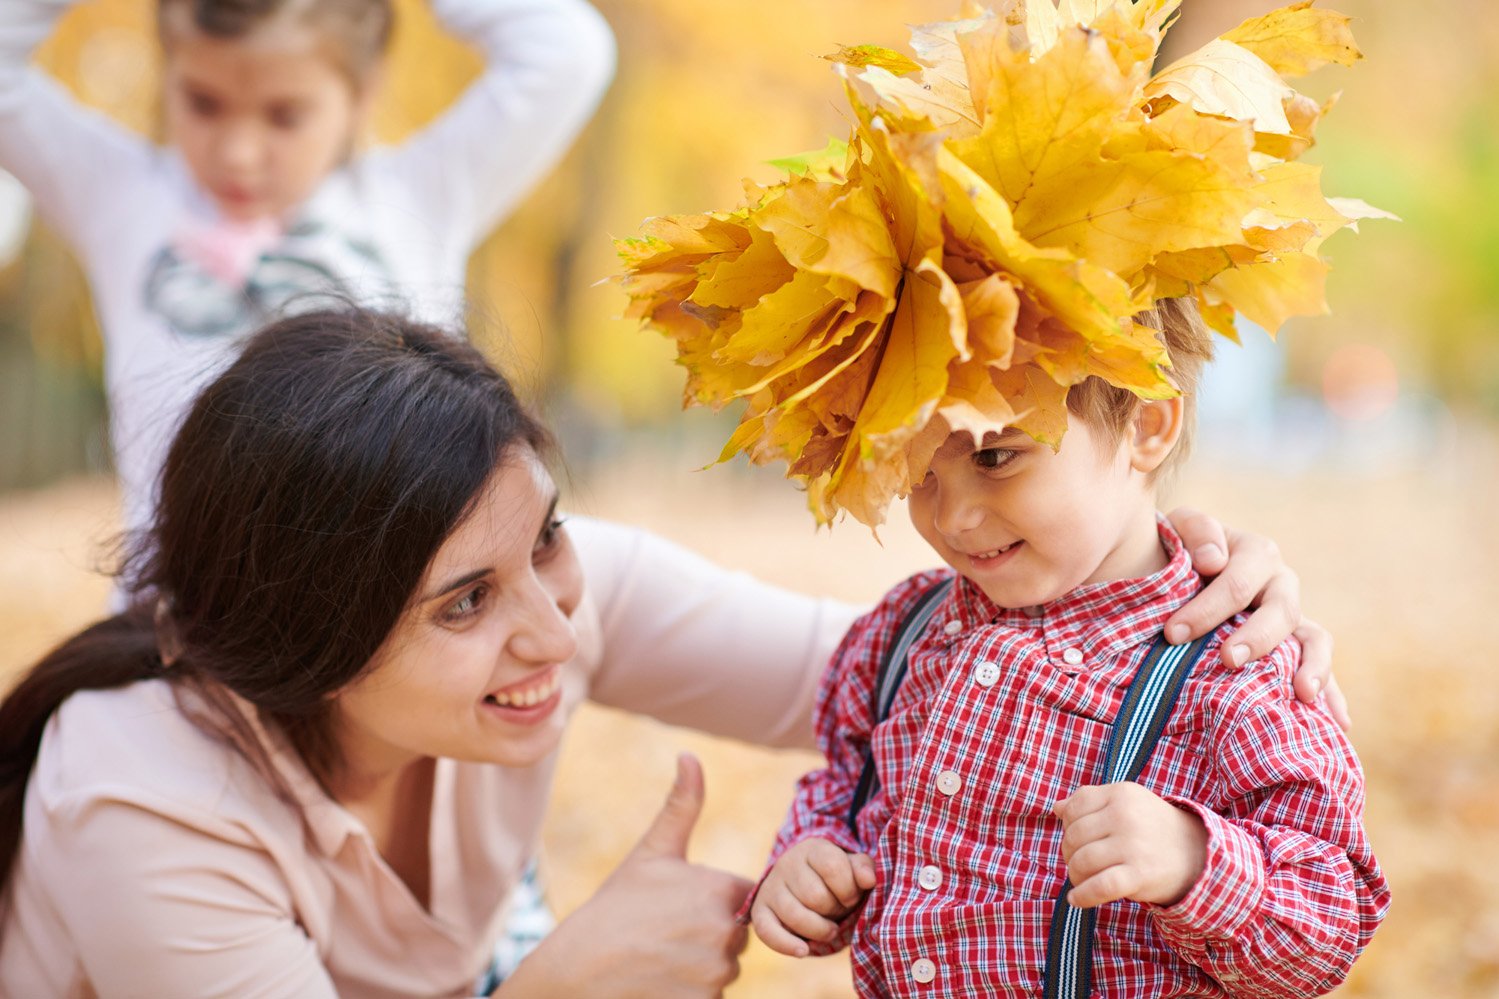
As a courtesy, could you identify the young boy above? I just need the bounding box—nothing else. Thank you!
[747,297,1389,996]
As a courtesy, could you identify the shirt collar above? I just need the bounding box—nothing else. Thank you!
[944,514,1201,658]
[219,688,365,858]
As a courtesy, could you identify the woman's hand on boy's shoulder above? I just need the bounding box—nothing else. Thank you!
[1163,507,1349,733]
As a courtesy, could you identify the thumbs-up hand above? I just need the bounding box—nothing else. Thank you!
[628,751,711,862]
[501,754,752,998]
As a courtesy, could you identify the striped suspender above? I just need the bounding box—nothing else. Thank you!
[846,577,955,834]
[1042,632,1217,999]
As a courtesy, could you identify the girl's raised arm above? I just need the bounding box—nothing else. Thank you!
[0,0,160,260]
[369,0,615,252]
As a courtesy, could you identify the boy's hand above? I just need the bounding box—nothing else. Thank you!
[1054,783,1207,909]
[750,838,877,957]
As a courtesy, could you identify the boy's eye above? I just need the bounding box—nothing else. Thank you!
[973,447,1018,470]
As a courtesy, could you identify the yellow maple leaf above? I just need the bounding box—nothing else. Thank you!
[1146,39,1295,136]
[1209,251,1330,333]
[825,44,922,76]
[1223,1,1361,77]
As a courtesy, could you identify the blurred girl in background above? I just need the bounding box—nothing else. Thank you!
[0,0,614,541]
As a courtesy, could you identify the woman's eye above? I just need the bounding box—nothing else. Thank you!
[974,447,1017,470]
[443,585,487,622]
[535,517,567,558]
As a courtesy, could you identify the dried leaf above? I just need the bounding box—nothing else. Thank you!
[767,137,850,181]
[1146,39,1295,135]
[1209,251,1329,333]
[825,44,922,76]
[1223,1,1361,77]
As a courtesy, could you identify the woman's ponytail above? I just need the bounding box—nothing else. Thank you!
[0,608,161,893]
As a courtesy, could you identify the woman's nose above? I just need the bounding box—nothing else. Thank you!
[507,578,580,667]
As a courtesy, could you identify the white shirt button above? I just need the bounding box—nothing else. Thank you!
[917,864,943,890]
[936,770,962,795]
[943,619,962,635]
[1024,604,1043,618]
[911,958,937,984]
[1062,647,1084,666]
[974,660,1000,687]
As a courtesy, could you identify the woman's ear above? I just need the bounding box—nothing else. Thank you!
[1129,396,1185,474]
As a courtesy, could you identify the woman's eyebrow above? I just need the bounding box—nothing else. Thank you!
[423,491,560,602]
[425,568,488,602]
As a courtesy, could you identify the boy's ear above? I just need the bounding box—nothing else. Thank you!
[1129,397,1184,474]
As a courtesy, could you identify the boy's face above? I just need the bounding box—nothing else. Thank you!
[908,413,1169,609]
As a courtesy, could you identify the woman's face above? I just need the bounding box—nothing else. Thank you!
[333,448,584,778]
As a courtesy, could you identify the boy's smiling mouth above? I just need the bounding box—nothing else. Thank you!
[968,540,1022,561]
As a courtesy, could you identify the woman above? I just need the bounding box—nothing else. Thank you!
[0,308,1329,997]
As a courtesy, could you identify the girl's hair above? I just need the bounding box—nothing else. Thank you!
[0,306,551,894]
[157,0,394,81]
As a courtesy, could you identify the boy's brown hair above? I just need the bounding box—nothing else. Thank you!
[1065,297,1216,476]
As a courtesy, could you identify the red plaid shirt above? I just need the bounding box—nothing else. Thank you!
[763,521,1389,998]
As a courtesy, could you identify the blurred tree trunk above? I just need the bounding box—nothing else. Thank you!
[0,228,107,490]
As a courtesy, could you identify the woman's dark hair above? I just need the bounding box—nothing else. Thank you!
[0,307,551,892]
[157,0,394,82]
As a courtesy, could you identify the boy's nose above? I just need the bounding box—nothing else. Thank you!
[931,484,985,537]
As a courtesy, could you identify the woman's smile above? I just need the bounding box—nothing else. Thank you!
[482,665,564,725]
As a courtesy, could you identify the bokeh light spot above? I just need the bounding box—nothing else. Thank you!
[1322,343,1400,422]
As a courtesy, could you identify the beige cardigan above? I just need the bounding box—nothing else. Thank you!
[0,517,855,998]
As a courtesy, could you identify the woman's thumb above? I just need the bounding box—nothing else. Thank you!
[630,752,705,861]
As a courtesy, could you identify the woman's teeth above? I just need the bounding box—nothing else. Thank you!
[485,673,560,708]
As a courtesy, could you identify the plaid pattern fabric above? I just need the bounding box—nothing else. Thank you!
[766,521,1389,998]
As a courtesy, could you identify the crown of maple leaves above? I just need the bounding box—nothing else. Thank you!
[617,0,1391,528]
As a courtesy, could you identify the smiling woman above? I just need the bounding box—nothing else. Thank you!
[0,308,777,998]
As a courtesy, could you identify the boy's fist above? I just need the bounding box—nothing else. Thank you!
[750,837,877,957]
[1053,782,1207,909]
